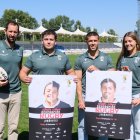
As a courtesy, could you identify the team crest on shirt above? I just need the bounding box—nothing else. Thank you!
[16,50,22,56]
[134,57,140,64]
[100,56,104,61]
[0,50,8,56]
[83,58,88,63]
[37,55,45,60]
[83,58,91,63]
[57,55,62,60]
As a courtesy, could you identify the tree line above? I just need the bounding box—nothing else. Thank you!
[0,9,119,42]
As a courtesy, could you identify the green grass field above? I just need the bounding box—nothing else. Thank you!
[4,52,119,140]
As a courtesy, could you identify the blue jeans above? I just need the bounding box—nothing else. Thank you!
[78,108,88,140]
[78,97,109,140]
[128,94,140,140]
[78,108,110,140]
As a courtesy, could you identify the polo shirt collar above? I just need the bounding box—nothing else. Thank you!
[42,47,58,56]
[3,40,17,50]
[85,50,101,59]
[127,51,139,58]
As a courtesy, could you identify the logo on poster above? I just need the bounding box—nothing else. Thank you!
[96,103,119,114]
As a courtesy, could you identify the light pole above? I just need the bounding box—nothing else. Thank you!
[137,0,140,38]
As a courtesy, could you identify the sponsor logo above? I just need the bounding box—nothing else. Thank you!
[100,56,104,61]
[0,50,8,56]
[83,58,90,63]
[135,57,140,64]
[58,55,62,60]
[16,50,22,56]
[37,55,46,60]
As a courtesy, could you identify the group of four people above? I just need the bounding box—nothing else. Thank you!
[0,20,140,140]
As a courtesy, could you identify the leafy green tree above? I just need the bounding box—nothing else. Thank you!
[107,29,118,42]
[42,15,74,31]
[85,27,91,33]
[0,9,39,41]
[107,29,117,36]
[73,20,86,32]
[41,18,49,29]
[0,9,38,29]
[0,9,119,42]
[93,28,98,33]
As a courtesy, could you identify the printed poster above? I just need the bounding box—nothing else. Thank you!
[29,75,76,140]
[85,71,132,139]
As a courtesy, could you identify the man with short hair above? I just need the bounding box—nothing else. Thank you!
[0,21,23,140]
[38,81,70,108]
[100,78,116,103]
[19,29,75,84]
[74,31,115,140]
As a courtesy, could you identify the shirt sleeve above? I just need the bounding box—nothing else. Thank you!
[106,55,114,70]
[74,56,82,70]
[116,59,122,70]
[65,55,72,71]
[24,54,33,69]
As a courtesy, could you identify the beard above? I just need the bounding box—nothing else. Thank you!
[6,36,16,44]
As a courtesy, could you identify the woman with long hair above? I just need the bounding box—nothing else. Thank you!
[116,31,140,140]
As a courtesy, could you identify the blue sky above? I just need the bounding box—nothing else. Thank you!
[0,0,138,37]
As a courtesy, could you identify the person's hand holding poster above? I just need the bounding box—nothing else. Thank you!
[29,75,76,140]
[85,71,132,139]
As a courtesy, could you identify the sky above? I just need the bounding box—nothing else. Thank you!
[0,0,138,37]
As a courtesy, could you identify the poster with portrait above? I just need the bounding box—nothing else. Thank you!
[85,71,132,139]
[28,75,76,140]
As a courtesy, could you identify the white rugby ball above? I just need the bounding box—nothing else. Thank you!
[0,67,8,81]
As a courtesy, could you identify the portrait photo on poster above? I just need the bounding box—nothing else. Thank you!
[37,80,71,108]
[100,78,117,103]
[85,71,132,104]
[29,75,76,108]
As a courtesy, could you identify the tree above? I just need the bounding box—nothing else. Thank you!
[41,18,49,29]
[85,27,91,33]
[0,9,38,29]
[107,29,118,42]
[42,15,74,31]
[0,9,39,41]
[107,29,117,36]
[0,9,119,42]
[73,20,86,32]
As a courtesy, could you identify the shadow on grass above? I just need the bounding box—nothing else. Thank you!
[18,131,29,140]
[72,132,78,140]
[72,133,99,140]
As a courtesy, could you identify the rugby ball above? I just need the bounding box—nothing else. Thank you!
[0,67,8,81]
